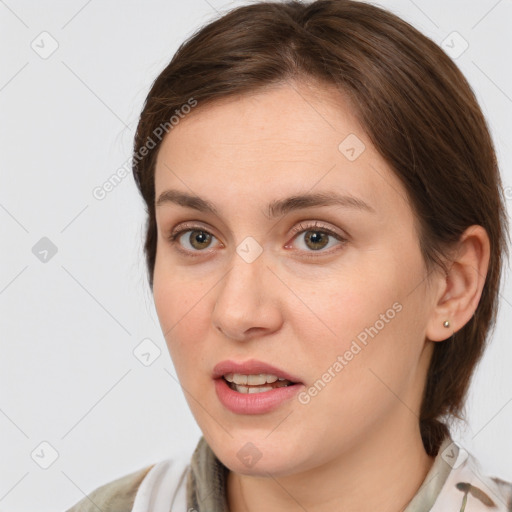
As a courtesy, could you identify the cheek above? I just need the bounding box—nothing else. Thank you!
[298,259,402,344]
[153,247,204,328]
[293,250,423,388]
[152,265,210,366]
[303,255,427,401]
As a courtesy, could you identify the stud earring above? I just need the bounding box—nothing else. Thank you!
[443,320,450,328]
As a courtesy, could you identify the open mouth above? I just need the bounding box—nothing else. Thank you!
[223,373,296,394]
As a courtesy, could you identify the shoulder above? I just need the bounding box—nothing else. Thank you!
[488,475,512,510]
[65,454,193,512]
[65,463,156,512]
[131,454,192,510]
[433,440,512,511]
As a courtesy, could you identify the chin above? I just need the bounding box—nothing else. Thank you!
[209,434,312,478]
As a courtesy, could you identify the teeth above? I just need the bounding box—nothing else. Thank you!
[224,373,281,385]
[247,373,278,385]
[227,380,292,393]
[233,385,274,394]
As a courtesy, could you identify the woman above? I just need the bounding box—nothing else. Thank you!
[67,0,512,510]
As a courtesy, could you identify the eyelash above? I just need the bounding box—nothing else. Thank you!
[167,221,347,259]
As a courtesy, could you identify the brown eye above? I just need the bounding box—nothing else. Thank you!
[287,222,347,255]
[183,230,213,250]
[167,225,220,254]
[303,230,330,250]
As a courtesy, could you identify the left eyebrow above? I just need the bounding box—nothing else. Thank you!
[155,189,376,218]
[266,191,376,218]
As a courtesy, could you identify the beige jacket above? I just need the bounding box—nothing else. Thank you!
[65,464,154,511]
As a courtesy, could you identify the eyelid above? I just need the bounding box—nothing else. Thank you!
[169,221,217,240]
[287,220,346,241]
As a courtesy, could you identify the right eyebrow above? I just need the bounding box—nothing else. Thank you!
[156,189,220,215]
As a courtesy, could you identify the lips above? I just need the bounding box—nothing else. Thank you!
[213,359,305,414]
[212,359,302,384]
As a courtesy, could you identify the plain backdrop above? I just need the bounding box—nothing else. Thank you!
[0,1,511,510]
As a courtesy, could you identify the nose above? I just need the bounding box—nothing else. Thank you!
[211,249,283,341]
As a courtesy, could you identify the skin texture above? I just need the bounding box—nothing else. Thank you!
[152,80,490,512]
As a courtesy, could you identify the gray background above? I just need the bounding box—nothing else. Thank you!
[0,1,511,510]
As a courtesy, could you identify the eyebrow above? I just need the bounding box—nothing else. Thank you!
[155,189,376,218]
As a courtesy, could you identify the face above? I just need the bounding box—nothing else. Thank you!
[152,81,438,477]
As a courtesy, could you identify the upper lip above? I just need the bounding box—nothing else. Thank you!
[213,359,302,383]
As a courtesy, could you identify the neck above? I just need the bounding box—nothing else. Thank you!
[226,418,435,512]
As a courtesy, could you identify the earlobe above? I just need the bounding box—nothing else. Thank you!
[426,225,490,342]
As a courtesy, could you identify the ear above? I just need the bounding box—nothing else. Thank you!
[426,225,490,342]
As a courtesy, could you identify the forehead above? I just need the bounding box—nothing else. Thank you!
[154,81,409,217]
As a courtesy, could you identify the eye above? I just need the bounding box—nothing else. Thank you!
[167,223,221,254]
[286,221,347,254]
[166,220,347,257]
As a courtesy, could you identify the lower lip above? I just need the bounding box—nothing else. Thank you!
[214,378,304,415]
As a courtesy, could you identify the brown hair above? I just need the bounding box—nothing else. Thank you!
[132,0,510,456]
